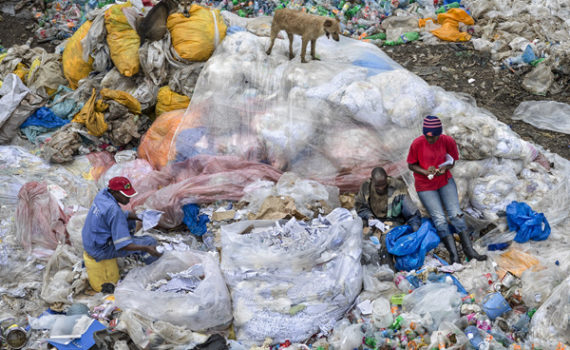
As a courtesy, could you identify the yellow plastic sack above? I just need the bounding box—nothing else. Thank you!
[100,88,141,114]
[83,251,119,292]
[420,8,474,42]
[72,88,109,137]
[156,86,190,117]
[13,63,29,82]
[138,109,199,169]
[105,3,140,77]
[27,58,41,84]
[167,5,227,61]
[63,21,94,89]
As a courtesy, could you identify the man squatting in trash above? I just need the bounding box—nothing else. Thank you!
[355,167,422,268]
[82,176,162,267]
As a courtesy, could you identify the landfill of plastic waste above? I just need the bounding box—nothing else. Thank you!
[0,0,568,349]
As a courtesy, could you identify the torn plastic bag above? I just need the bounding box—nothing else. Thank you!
[0,73,29,130]
[49,86,85,120]
[386,221,440,271]
[169,63,204,98]
[220,208,362,345]
[0,90,45,144]
[81,8,111,73]
[182,204,210,236]
[41,244,88,304]
[402,283,462,332]
[20,107,69,130]
[506,201,550,243]
[115,250,232,331]
[72,88,108,137]
[42,123,83,164]
[15,182,69,254]
[512,100,570,135]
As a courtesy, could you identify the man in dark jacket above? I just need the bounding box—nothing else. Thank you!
[355,167,422,268]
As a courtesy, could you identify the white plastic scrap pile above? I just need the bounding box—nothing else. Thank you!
[1,3,570,350]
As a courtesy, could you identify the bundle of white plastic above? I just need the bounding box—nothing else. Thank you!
[220,208,363,345]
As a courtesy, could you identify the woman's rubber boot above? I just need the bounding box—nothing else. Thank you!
[458,230,488,261]
[441,235,460,264]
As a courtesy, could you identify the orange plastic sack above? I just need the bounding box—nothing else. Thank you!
[156,86,190,117]
[138,109,200,169]
[167,4,227,61]
[63,21,94,89]
[420,8,474,42]
[105,3,140,76]
[495,248,541,278]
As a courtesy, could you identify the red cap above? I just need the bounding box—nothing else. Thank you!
[108,176,137,198]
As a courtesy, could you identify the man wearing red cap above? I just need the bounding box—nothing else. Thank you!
[82,176,162,266]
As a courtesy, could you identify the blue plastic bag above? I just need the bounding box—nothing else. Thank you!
[506,201,550,243]
[182,204,210,236]
[20,107,69,129]
[386,221,440,271]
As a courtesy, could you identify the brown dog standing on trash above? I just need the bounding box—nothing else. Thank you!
[266,8,341,63]
[136,0,193,44]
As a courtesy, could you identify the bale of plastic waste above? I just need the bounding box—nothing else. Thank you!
[167,5,227,62]
[105,3,140,77]
[62,21,94,89]
[115,250,233,331]
[221,208,363,345]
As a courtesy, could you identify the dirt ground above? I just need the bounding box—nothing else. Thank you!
[1,7,568,159]
[384,42,570,160]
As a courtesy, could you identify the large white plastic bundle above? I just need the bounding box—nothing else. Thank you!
[220,208,363,345]
[115,250,233,331]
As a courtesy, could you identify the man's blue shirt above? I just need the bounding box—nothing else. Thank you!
[82,188,133,261]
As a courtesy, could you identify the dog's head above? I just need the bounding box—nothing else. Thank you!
[324,18,341,41]
[176,0,192,17]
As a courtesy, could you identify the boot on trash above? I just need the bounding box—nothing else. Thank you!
[458,230,488,261]
[441,234,460,264]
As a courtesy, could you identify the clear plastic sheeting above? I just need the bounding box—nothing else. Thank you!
[220,208,362,345]
[512,101,570,135]
[169,31,406,192]
[529,275,570,347]
[115,250,232,331]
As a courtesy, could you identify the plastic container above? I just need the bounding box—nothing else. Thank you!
[372,297,393,328]
[482,292,512,320]
[464,325,483,349]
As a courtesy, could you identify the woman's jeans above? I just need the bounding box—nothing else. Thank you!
[417,178,467,238]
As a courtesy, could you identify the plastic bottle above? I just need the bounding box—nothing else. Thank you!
[395,274,413,293]
[512,313,530,334]
[490,328,513,347]
[465,326,483,349]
